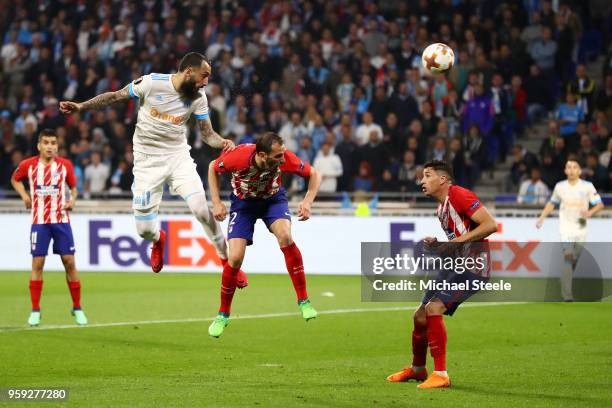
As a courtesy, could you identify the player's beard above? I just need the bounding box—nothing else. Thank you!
[179,78,201,101]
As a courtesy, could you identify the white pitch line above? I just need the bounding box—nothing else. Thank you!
[0,302,526,334]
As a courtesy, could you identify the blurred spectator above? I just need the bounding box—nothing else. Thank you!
[539,120,561,156]
[583,152,608,190]
[595,74,612,123]
[556,92,584,146]
[14,103,37,136]
[540,153,563,189]
[279,111,308,153]
[397,150,418,192]
[358,130,387,178]
[517,167,550,205]
[377,169,397,192]
[296,136,316,164]
[510,144,539,189]
[524,64,553,122]
[600,139,612,169]
[84,151,110,194]
[464,124,487,184]
[463,83,494,155]
[355,112,382,146]
[567,64,595,120]
[353,161,375,192]
[313,142,343,193]
[530,26,557,72]
[335,124,358,192]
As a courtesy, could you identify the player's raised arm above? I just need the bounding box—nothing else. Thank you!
[208,160,227,221]
[297,167,322,221]
[198,117,235,152]
[452,206,498,243]
[59,84,131,113]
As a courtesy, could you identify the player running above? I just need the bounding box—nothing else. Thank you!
[59,52,247,284]
[536,159,604,301]
[386,160,498,388]
[11,129,87,326]
[207,132,322,337]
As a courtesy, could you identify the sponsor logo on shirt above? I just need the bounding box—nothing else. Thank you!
[149,108,185,125]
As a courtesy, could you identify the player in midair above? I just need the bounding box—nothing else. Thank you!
[207,132,322,338]
[386,160,498,388]
[59,52,247,285]
[536,159,604,301]
[11,129,87,326]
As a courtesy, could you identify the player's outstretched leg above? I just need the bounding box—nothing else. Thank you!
[209,239,246,338]
[186,193,249,288]
[387,306,429,382]
[135,210,165,272]
[418,301,451,389]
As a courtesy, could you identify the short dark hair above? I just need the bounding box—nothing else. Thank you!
[178,52,208,72]
[256,132,284,153]
[38,128,57,141]
[423,160,453,180]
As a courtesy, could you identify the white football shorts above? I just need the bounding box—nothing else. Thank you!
[131,150,205,213]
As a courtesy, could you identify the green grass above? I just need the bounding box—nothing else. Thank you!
[0,271,611,407]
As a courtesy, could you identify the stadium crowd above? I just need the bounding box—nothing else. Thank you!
[0,0,611,198]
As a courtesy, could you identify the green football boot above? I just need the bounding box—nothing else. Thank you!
[208,314,230,338]
[299,300,317,321]
[28,311,41,327]
[72,309,88,326]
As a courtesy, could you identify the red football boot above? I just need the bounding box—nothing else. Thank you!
[221,258,249,289]
[151,230,166,273]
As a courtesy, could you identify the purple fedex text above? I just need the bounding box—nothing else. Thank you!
[89,220,150,266]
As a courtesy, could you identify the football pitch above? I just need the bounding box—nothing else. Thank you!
[1,271,611,407]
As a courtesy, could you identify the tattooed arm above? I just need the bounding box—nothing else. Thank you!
[198,117,235,152]
[59,85,131,113]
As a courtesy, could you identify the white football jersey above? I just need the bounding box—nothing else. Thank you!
[129,73,209,154]
[549,179,602,240]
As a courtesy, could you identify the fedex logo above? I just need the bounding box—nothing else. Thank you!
[89,220,221,268]
[390,222,540,273]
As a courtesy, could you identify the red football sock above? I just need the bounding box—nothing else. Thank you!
[280,242,308,302]
[67,280,81,309]
[29,280,43,311]
[426,315,447,372]
[219,263,240,315]
[412,320,428,367]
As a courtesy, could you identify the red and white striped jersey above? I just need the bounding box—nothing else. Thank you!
[13,156,77,224]
[436,185,484,241]
[213,144,311,199]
